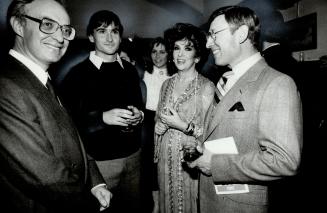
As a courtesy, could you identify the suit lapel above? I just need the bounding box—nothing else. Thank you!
[204,59,268,140]
[7,56,89,180]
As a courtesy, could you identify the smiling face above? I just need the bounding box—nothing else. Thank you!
[16,0,70,69]
[151,43,167,69]
[206,15,241,67]
[89,22,121,59]
[173,38,198,72]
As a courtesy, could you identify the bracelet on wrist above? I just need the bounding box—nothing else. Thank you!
[184,122,195,136]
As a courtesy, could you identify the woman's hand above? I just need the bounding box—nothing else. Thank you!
[160,107,187,132]
[155,121,168,135]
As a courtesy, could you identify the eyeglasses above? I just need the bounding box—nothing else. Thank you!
[207,27,229,40]
[22,15,76,41]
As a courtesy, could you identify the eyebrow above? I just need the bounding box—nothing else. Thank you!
[95,26,119,31]
[40,16,68,25]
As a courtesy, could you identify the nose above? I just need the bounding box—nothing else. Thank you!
[206,36,213,49]
[177,49,183,57]
[106,32,113,41]
[51,28,64,43]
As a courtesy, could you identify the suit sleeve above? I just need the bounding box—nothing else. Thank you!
[211,75,303,182]
[0,79,86,206]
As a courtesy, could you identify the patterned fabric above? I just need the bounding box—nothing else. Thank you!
[216,70,234,99]
[155,73,214,213]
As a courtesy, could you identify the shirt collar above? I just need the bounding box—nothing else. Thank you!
[153,66,168,76]
[231,52,262,79]
[9,49,48,86]
[89,51,124,70]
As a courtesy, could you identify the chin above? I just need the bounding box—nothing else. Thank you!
[45,54,63,64]
[214,57,224,66]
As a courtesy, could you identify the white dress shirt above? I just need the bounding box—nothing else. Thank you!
[143,66,170,111]
[89,51,124,70]
[9,49,48,87]
[225,52,262,92]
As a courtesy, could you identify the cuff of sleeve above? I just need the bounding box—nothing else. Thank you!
[91,183,107,193]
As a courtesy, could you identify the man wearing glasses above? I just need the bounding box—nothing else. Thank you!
[0,0,112,212]
[189,6,302,213]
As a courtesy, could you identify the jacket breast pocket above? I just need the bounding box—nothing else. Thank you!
[225,111,249,119]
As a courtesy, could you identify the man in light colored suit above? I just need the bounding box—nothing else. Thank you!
[0,0,111,212]
[190,6,302,213]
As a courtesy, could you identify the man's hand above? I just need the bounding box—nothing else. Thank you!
[127,106,144,126]
[102,108,134,126]
[188,145,213,176]
[91,185,113,211]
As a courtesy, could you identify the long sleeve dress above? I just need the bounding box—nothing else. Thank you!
[154,73,215,213]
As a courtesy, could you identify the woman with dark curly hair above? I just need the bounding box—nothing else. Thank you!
[153,23,215,213]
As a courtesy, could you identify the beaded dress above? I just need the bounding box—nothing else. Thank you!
[154,73,215,213]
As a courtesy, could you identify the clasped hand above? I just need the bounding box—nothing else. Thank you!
[102,106,143,127]
[188,145,213,176]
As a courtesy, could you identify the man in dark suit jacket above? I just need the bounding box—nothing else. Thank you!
[0,0,111,212]
[190,6,302,213]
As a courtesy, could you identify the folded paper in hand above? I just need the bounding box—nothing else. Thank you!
[204,136,238,154]
[204,137,249,195]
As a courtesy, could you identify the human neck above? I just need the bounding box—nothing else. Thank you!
[95,50,117,63]
[230,46,258,68]
[154,64,167,70]
[178,69,197,82]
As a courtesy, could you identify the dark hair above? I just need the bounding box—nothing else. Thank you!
[86,10,123,37]
[208,6,261,50]
[164,23,208,73]
[146,37,173,75]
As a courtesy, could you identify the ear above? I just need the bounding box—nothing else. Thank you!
[88,34,94,43]
[10,16,24,37]
[195,57,200,63]
[236,25,249,44]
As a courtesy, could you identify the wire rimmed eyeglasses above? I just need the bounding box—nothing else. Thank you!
[22,15,75,41]
[206,27,229,40]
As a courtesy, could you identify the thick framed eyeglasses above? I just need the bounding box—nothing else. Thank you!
[22,15,75,41]
[207,27,229,40]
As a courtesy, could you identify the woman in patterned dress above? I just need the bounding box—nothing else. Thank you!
[154,23,215,213]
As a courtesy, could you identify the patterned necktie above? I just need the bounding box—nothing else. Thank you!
[216,70,234,100]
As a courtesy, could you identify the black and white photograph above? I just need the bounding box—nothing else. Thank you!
[0,0,326,212]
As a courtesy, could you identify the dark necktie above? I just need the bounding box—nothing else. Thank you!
[46,78,56,98]
[46,78,62,106]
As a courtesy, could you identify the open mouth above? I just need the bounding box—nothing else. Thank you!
[176,59,185,64]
